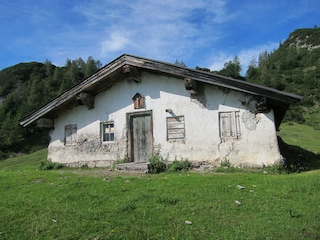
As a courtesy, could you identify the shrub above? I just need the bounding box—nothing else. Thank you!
[168,159,191,172]
[220,158,231,167]
[0,150,8,161]
[148,152,167,174]
[38,160,64,170]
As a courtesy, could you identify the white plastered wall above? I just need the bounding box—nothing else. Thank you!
[48,71,281,167]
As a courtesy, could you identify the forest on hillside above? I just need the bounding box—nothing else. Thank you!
[0,57,102,159]
[0,28,319,159]
[246,28,320,128]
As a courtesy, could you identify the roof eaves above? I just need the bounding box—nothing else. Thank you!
[122,54,303,104]
[20,54,130,127]
[20,54,303,127]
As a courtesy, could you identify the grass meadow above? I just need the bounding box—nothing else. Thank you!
[278,122,320,154]
[0,123,319,239]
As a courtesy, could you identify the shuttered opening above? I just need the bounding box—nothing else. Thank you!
[132,93,144,109]
[167,116,185,140]
[219,111,240,139]
[65,124,77,145]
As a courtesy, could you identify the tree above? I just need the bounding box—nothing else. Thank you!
[258,51,270,67]
[246,57,259,81]
[195,66,211,72]
[44,59,54,77]
[84,56,102,77]
[0,56,105,159]
[174,59,187,67]
[217,56,242,79]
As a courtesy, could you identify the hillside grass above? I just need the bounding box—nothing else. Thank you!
[278,122,320,154]
[0,148,48,170]
[1,151,320,239]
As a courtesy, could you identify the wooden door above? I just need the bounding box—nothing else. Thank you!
[128,111,153,162]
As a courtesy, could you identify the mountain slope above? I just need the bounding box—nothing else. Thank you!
[0,58,101,159]
[246,28,320,129]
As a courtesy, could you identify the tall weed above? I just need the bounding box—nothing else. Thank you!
[168,159,191,172]
[148,152,167,174]
[38,160,64,170]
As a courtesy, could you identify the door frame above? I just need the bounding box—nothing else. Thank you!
[127,110,153,162]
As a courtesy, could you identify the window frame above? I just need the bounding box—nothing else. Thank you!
[219,111,241,140]
[64,124,77,145]
[101,121,115,143]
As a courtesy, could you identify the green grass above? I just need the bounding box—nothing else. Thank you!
[0,149,320,239]
[0,148,48,170]
[278,122,320,154]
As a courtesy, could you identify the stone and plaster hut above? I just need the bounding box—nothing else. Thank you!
[20,54,302,168]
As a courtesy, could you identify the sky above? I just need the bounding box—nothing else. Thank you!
[0,0,319,75]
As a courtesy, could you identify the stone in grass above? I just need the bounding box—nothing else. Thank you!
[236,185,245,190]
[185,220,192,225]
[235,200,241,205]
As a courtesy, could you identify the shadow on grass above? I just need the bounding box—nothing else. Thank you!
[278,136,320,172]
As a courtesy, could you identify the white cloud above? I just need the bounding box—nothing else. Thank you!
[101,32,131,53]
[72,0,234,63]
[209,0,236,23]
[5,0,308,72]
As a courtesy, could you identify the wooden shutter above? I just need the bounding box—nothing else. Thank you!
[65,124,77,145]
[167,116,185,140]
[219,112,240,139]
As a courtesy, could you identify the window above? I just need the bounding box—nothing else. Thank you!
[65,124,77,145]
[219,111,240,139]
[101,121,115,142]
[167,116,185,140]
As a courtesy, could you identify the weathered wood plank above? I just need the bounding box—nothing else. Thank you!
[167,123,185,129]
[168,128,185,134]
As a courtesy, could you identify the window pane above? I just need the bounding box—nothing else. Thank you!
[110,133,114,141]
[105,134,109,142]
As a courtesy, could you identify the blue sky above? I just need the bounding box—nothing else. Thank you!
[0,0,319,74]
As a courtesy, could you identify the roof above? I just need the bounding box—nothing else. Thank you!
[20,54,302,127]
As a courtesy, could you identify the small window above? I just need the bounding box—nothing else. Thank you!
[167,116,185,140]
[65,124,77,145]
[101,122,115,142]
[219,111,240,139]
